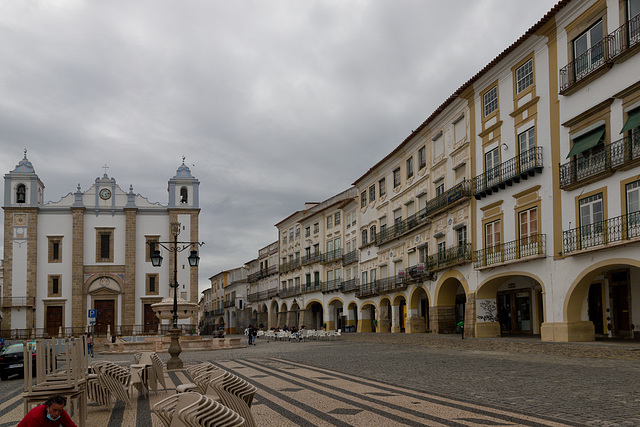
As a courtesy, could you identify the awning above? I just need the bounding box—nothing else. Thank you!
[620,109,640,134]
[567,127,605,158]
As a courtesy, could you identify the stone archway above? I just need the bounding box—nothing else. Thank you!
[551,259,640,342]
[301,299,324,330]
[407,285,430,333]
[433,270,469,335]
[326,297,344,331]
[287,301,300,327]
[391,294,408,333]
[378,297,391,333]
[475,272,545,338]
[346,302,358,332]
[86,275,122,336]
[269,300,279,328]
[358,302,377,333]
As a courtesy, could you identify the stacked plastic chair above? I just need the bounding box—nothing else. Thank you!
[93,361,132,407]
[178,364,224,394]
[150,352,168,392]
[211,379,257,427]
[87,361,111,407]
[152,392,244,427]
[23,338,88,426]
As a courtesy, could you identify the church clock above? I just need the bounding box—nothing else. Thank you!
[99,188,111,200]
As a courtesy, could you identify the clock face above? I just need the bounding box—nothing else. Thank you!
[99,188,111,200]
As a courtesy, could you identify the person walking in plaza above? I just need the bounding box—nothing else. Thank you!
[248,325,254,345]
[18,395,77,426]
[86,332,93,357]
[250,324,257,345]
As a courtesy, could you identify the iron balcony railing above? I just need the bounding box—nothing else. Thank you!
[248,265,279,282]
[247,288,277,302]
[472,147,543,199]
[321,279,342,293]
[560,135,640,189]
[279,258,301,274]
[321,248,343,263]
[223,299,235,308]
[560,14,640,93]
[559,38,607,93]
[375,180,472,246]
[211,309,224,316]
[425,244,472,271]
[607,12,640,61]
[342,249,358,266]
[563,211,640,254]
[0,324,200,339]
[406,263,432,281]
[0,296,36,307]
[279,285,301,298]
[473,234,546,268]
[341,277,360,293]
[377,274,408,294]
[302,281,322,294]
[301,252,322,265]
[356,281,378,298]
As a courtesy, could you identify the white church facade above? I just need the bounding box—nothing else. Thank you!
[1,152,200,337]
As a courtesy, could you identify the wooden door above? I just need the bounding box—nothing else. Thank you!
[95,300,115,335]
[144,304,159,333]
[611,284,631,336]
[46,306,63,337]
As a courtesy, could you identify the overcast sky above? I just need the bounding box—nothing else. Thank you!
[0,0,559,294]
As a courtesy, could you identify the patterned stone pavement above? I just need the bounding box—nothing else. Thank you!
[0,333,638,426]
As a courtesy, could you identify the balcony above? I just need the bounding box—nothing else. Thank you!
[279,285,301,298]
[473,235,546,268]
[607,12,640,62]
[341,277,360,293]
[302,281,322,294]
[223,299,235,308]
[321,279,342,293]
[559,38,608,94]
[211,309,224,316]
[375,180,472,246]
[560,15,640,94]
[560,136,640,189]
[248,265,279,282]
[563,212,640,254]
[0,297,35,308]
[406,263,433,281]
[321,248,343,264]
[356,281,378,298]
[342,249,358,266]
[425,244,472,271]
[301,252,321,266]
[248,288,278,302]
[473,147,543,199]
[378,274,408,293]
[279,258,301,274]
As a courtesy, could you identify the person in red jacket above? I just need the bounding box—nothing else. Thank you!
[18,395,77,427]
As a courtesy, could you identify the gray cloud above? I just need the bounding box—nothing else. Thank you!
[0,0,559,292]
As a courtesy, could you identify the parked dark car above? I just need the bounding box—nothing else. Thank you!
[0,342,37,381]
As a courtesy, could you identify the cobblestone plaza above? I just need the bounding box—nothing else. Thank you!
[1,333,639,426]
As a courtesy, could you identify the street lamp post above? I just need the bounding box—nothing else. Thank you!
[150,221,204,369]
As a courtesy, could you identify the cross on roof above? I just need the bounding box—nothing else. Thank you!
[102,164,109,175]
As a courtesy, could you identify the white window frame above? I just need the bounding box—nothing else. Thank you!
[515,58,533,93]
